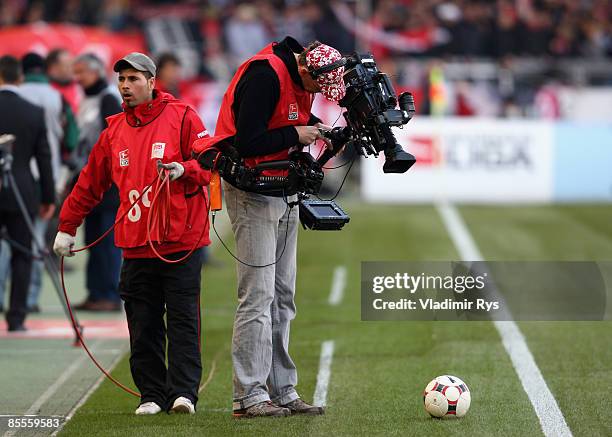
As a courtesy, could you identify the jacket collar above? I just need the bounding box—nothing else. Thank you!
[122,90,175,127]
[24,73,49,83]
[84,78,108,96]
[0,85,21,94]
[272,36,305,89]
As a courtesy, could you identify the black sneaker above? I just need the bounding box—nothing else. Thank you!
[233,401,290,418]
[281,398,325,415]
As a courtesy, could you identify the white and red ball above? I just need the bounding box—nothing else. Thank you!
[423,375,471,418]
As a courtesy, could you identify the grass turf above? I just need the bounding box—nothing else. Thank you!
[59,204,612,436]
[461,204,612,437]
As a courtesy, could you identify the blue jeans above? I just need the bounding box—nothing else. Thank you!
[85,208,122,302]
[27,217,49,307]
[0,240,9,308]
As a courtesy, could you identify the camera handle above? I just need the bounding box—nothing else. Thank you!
[317,126,351,167]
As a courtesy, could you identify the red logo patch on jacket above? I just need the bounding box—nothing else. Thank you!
[119,149,129,167]
[288,103,298,120]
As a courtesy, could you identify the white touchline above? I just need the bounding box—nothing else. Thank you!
[51,346,128,437]
[436,202,572,437]
[313,340,335,407]
[3,341,97,437]
[328,266,347,306]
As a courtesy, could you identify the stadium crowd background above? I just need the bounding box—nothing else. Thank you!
[1,0,611,122]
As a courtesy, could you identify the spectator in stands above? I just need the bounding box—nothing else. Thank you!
[46,49,81,113]
[155,53,182,98]
[225,3,270,66]
[70,53,123,312]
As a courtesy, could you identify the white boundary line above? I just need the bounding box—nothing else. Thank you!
[50,346,128,436]
[3,341,98,437]
[328,266,347,306]
[436,202,572,437]
[313,340,335,407]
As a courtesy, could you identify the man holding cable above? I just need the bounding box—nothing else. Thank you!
[53,53,211,415]
[194,36,346,418]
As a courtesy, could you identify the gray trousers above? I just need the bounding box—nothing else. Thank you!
[224,181,300,410]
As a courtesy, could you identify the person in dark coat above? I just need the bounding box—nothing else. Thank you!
[0,55,55,332]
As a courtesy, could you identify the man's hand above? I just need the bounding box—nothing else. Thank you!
[314,123,335,150]
[53,232,76,257]
[294,126,322,145]
[39,203,56,220]
[159,162,185,181]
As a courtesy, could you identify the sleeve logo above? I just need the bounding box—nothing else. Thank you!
[119,149,129,167]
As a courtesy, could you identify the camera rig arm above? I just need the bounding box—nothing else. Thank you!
[196,147,325,196]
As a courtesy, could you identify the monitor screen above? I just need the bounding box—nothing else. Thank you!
[311,204,339,216]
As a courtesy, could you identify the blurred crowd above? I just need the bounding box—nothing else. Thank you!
[2,0,611,60]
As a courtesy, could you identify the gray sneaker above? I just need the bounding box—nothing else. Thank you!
[281,398,325,415]
[233,401,290,418]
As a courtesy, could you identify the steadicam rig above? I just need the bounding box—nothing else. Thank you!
[196,52,416,231]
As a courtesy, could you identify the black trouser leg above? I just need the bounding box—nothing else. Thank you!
[119,259,167,407]
[2,211,33,328]
[163,249,203,407]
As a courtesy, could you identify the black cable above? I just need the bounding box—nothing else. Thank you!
[322,146,356,170]
[316,153,356,202]
[211,201,294,269]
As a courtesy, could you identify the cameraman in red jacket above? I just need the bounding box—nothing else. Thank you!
[53,53,211,416]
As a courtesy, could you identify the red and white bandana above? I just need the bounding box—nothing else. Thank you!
[305,44,346,102]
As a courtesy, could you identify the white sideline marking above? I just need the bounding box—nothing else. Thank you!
[3,342,96,437]
[436,203,572,437]
[313,340,335,407]
[328,266,347,306]
[51,347,128,436]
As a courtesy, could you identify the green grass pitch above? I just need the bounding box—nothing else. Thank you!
[60,204,612,437]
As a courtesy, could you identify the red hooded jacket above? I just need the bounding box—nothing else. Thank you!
[59,91,211,258]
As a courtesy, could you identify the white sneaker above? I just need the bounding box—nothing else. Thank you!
[170,396,195,414]
[135,402,162,415]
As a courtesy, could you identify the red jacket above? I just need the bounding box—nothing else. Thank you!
[193,42,313,176]
[59,91,212,258]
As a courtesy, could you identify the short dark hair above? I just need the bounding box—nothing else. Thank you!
[21,52,45,74]
[45,48,68,71]
[157,53,181,71]
[0,56,22,83]
[298,41,322,66]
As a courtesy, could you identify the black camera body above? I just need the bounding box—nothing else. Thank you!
[319,53,416,173]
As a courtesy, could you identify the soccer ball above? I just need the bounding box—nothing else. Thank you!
[423,375,471,418]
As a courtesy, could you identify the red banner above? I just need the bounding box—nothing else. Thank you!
[0,24,145,68]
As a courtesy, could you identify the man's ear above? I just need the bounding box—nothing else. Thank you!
[149,76,156,90]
